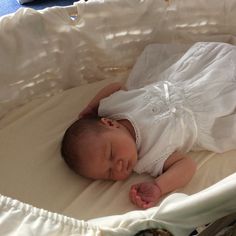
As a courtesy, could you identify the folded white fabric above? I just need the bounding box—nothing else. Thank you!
[1,173,236,236]
[17,0,35,4]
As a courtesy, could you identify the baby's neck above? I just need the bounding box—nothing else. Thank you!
[118,119,136,142]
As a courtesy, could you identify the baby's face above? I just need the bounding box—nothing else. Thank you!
[78,122,138,181]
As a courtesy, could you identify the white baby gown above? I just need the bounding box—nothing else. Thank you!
[98,42,236,177]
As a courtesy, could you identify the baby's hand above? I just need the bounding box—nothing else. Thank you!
[79,105,98,119]
[129,181,162,209]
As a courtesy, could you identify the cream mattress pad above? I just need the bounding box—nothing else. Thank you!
[0,77,236,221]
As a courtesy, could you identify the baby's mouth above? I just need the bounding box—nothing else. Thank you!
[126,162,129,171]
[126,161,132,172]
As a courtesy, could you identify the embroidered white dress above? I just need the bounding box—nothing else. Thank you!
[98,42,236,177]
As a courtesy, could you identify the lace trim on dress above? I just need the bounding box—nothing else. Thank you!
[108,113,141,151]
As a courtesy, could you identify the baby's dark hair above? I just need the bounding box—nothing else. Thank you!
[61,117,107,173]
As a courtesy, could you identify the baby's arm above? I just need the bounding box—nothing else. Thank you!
[129,152,196,209]
[79,82,126,118]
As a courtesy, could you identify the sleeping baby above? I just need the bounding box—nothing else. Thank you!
[61,42,236,209]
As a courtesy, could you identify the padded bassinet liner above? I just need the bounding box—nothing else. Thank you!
[0,77,236,221]
[1,0,236,120]
[1,167,236,236]
[1,0,236,235]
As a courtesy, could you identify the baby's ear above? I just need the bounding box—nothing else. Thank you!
[100,118,119,128]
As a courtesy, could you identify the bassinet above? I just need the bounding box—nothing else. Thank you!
[0,0,236,235]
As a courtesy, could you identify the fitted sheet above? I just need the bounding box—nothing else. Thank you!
[0,77,236,221]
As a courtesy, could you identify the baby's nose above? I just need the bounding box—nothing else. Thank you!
[115,160,123,172]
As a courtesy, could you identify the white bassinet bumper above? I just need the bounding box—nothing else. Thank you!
[1,173,236,236]
[0,195,100,236]
[1,0,236,119]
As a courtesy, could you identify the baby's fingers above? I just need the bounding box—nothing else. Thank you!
[129,188,137,204]
[139,194,155,203]
[79,108,92,118]
[134,195,147,208]
[129,188,146,208]
[142,201,156,209]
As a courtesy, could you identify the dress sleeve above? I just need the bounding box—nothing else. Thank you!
[134,144,178,177]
